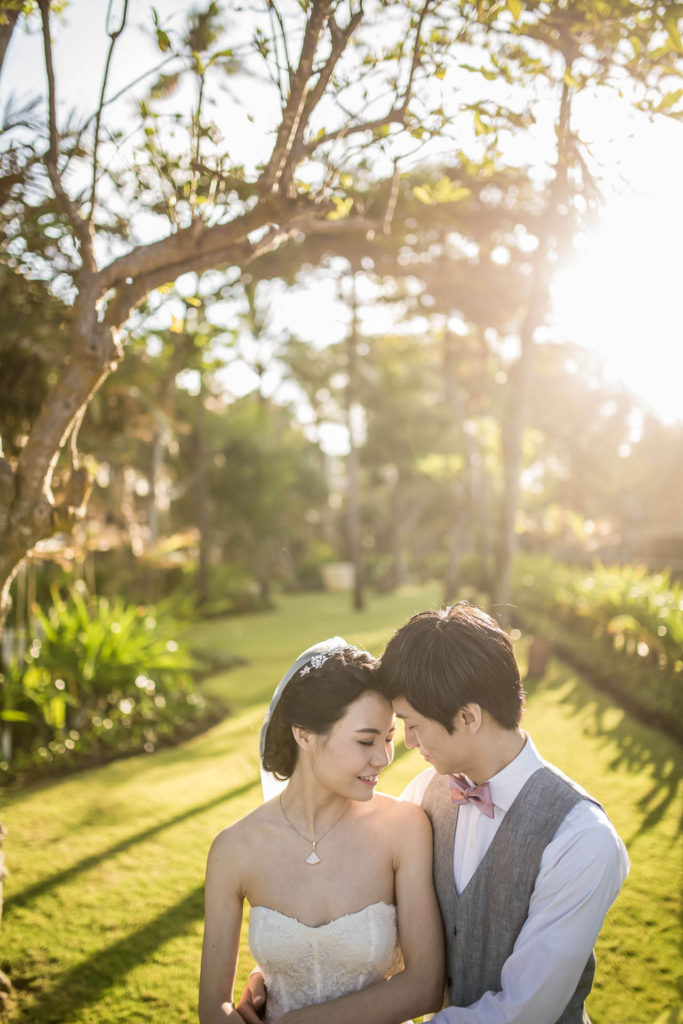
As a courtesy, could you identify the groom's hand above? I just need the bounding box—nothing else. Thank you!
[236,970,267,1023]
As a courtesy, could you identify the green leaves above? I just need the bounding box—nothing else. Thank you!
[506,0,523,21]
[413,176,472,205]
[1,583,202,772]
[417,452,466,482]
[156,28,172,53]
[152,7,172,52]
[460,62,498,81]
[473,110,490,135]
[655,88,683,113]
[664,13,683,54]
[149,72,181,100]
[0,709,34,723]
[515,556,683,682]
[326,196,354,221]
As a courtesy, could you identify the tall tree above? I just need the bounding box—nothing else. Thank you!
[344,272,365,609]
[469,2,683,619]
[2,0,681,635]
[0,0,445,632]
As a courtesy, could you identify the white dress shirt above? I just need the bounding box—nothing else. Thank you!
[401,735,630,1024]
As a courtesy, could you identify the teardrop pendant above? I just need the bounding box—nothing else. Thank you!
[279,796,351,866]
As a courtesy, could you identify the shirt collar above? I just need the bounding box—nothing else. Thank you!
[486,732,544,812]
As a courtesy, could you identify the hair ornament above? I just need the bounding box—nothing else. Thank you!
[299,650,349,675]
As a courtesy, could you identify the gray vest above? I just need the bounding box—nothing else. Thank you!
[422,765,599,1024]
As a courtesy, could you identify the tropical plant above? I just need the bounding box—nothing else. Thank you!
[0,581,205,779]
[513,555,683,737]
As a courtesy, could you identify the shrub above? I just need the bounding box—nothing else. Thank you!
[512,555,683,738]
[0,582,207,781]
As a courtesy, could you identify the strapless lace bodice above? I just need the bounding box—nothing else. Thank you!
[249,901,405,1023]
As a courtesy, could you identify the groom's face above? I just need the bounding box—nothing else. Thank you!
[393,697,472,776]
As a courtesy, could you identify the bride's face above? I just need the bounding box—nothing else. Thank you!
[309,691,396,800]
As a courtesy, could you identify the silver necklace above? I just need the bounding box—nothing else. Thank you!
[279,795,351,865]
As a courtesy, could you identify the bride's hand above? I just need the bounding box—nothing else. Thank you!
[234,970,267,1023]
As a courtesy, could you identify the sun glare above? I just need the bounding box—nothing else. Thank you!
[550,191,683,424]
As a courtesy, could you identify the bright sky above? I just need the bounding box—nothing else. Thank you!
[550,98,683,425]
[4,2,683,425]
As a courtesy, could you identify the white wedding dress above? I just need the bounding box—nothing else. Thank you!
[249,900,413,1023]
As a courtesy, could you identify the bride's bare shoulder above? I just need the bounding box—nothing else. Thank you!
[209,799,279,859]
[370,791,429,826]
[368,794,433,863]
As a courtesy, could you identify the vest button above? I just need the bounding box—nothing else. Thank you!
[453,925,457,935]
[447,976,453,987]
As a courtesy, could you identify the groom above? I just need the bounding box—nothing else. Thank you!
[241,602,629,1023]
[378,602,629,1023]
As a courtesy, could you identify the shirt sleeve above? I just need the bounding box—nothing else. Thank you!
[430,801,630,1024]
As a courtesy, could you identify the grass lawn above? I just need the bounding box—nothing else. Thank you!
[1,587,681,1024]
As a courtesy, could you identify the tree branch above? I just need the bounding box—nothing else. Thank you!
[382,162,401,235]
[0,7,20,80]
[101,203,386,330]
[259,0,334,193]
[76,53,179,143]
[190,70,206,217]
[15,309,121,514]
[88,0,130,226]
[266,0,290,101]
[303,107,406,154]
[280,5,364,191]
[403,0,433,114]
[97,203,270,292]
[302,0,431,157]
[38,0,96,272]
[102,227,291,328]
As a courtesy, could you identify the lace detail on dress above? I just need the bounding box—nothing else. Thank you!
[248,901,406,1023]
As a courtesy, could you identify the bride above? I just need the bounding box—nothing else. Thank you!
[198,638,445,1024]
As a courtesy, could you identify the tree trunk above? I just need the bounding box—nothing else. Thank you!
[444,482,467,602]
[493,77,574,624]
[0,303,123,645]
[442,329,474,602]
[0,0,422,646]
[389,486,406,591]
[148,334,195,546]
[194,382,211,608]
[473,450,494,592]
[0,8,20,79]
[493,320,536,623]
[346,274,364,611]
[148,434,164,547]
[0,823,5,922]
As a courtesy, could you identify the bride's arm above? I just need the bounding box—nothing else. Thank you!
[199,828,250,1024]
[280,800,445,1024]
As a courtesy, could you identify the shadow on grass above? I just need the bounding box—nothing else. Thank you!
[17,885,204,1024]
[5,778,259,914]
[14,744,417,1022]
[525,660,682,845]
[7,736,413,918]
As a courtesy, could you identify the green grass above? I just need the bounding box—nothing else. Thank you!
[1,587,681,1024]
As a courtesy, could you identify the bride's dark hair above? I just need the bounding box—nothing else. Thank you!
[262,648,381,780]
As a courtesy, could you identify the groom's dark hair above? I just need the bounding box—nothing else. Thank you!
[378,603,524,732]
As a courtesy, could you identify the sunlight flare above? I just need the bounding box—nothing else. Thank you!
[551,192,683,423]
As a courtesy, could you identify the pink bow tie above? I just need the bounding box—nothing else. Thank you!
[448,773,494,818]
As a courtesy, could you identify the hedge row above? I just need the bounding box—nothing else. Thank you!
[512,556,683,743]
